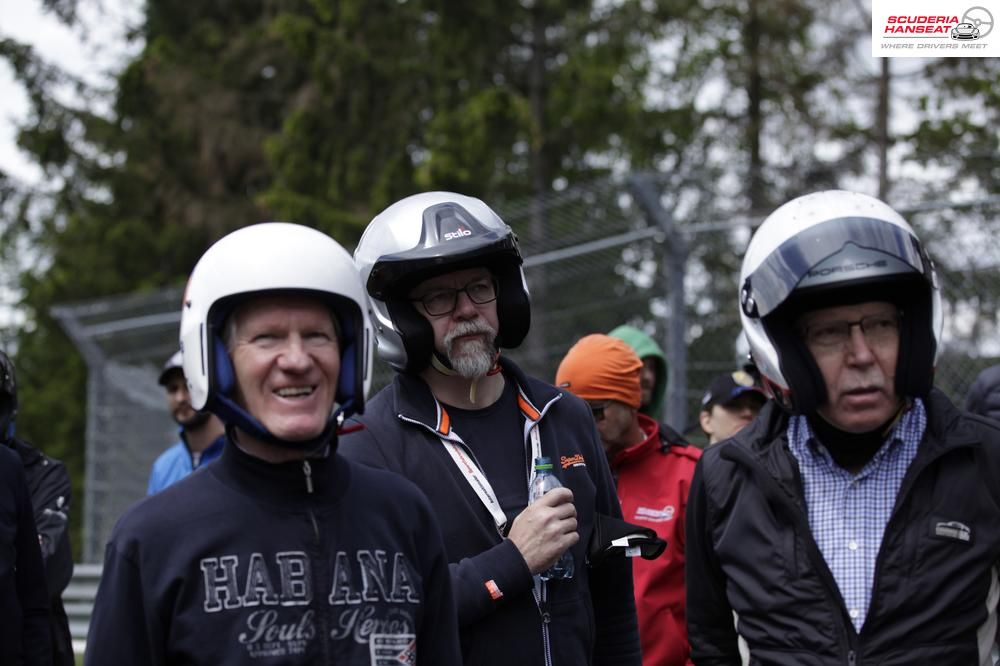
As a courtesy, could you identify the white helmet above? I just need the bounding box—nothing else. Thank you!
[354,192,530,372]
[179,222,373,446]
[738,190,942,414]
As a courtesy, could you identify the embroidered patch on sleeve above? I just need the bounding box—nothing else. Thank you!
[485,579,504,600]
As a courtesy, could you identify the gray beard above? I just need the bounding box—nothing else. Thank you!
[444,320,498,379]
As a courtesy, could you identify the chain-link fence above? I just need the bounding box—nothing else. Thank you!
[53,288,184,563]
[55,174,1000,562]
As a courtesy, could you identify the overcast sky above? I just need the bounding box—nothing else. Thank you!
[0,0,139,184]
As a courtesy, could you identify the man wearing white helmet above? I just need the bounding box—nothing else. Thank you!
[147,350,226,494]
[341,192,641,665]
[86,223,461,665]
[686,191,1000,664]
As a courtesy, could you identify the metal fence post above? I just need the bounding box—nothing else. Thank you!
[629,173,689,431]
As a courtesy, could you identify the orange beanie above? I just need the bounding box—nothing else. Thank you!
[555,334,643,409]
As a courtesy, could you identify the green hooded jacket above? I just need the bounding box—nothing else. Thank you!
[608,324,668,420]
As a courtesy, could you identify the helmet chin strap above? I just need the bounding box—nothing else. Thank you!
[213,392,351,454]
[429,351,502,405]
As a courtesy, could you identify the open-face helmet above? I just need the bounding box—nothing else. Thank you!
[179,222,373,448]
[354,192,530,372]
[738,190,941,414]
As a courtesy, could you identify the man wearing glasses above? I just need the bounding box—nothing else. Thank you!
[687,190,1000,665]
[343,191,641,666]
[556,334,701,666]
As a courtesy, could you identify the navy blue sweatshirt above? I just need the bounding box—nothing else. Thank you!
[86,439,461,665]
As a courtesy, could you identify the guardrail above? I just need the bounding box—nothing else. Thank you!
[65,562,102,656]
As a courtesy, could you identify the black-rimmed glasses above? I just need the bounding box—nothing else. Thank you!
[411,277,498,316]
[802,311,901,352]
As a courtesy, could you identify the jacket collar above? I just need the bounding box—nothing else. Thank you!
[213,436,349,506]
[611,413,661,468]
[727,388,977,476]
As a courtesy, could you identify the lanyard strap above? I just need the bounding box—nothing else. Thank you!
[435,391,545,534]
[526,422,542,487]
[440,438,509,532]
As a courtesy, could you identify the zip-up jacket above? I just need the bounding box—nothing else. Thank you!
[86,439,461,665]
[612,414,700,666]
[341,357,641,666]
[10,438,74,666]
[686,389,1000,665]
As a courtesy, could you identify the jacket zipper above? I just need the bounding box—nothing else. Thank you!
[303,459,315,494]
[301,459,326,661]
[302,460,319,537]
[535,580,553,666]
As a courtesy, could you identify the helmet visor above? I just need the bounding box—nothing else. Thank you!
[743,216,929,318]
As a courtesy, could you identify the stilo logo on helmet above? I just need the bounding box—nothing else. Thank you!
[443,228,473,241]
[354,192,532,374]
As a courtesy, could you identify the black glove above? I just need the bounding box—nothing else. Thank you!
[588,513,666,568]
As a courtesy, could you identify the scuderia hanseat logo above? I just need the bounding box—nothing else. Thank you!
[871,2,997,57]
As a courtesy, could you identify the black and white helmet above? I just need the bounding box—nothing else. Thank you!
[179,222,373,448]
[738,190,942,414]
[354,192,530,372]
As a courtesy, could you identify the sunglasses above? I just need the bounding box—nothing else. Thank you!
[587,400,610,421]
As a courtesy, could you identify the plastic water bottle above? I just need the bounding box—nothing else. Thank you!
[528,456,575,580]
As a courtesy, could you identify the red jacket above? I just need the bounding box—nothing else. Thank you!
[611,414,701,666]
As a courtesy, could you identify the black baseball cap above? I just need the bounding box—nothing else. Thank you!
[157,350,185,386]
[701,370,767,410]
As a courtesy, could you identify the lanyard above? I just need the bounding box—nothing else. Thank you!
[434,387,546,534]
[440,436,511,532]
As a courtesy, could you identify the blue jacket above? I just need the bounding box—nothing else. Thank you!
[341,357,641,666]
[147,432,225,495]
[88,439,461,665]
[687,390,1000,664]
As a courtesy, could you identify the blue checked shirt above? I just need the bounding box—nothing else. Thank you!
[788,398,926,632]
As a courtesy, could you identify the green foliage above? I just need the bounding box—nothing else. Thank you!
[6,0,995,560]
[3,0,685,558]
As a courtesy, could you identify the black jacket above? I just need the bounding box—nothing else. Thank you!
[966,364,1000,422]
[86,440,461,665]
[10,438,74,666]
[341,357,641,666]
[687,390,1000,665]
[0,443,52,666]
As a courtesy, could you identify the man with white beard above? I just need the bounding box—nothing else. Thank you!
[341,192,641,666]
